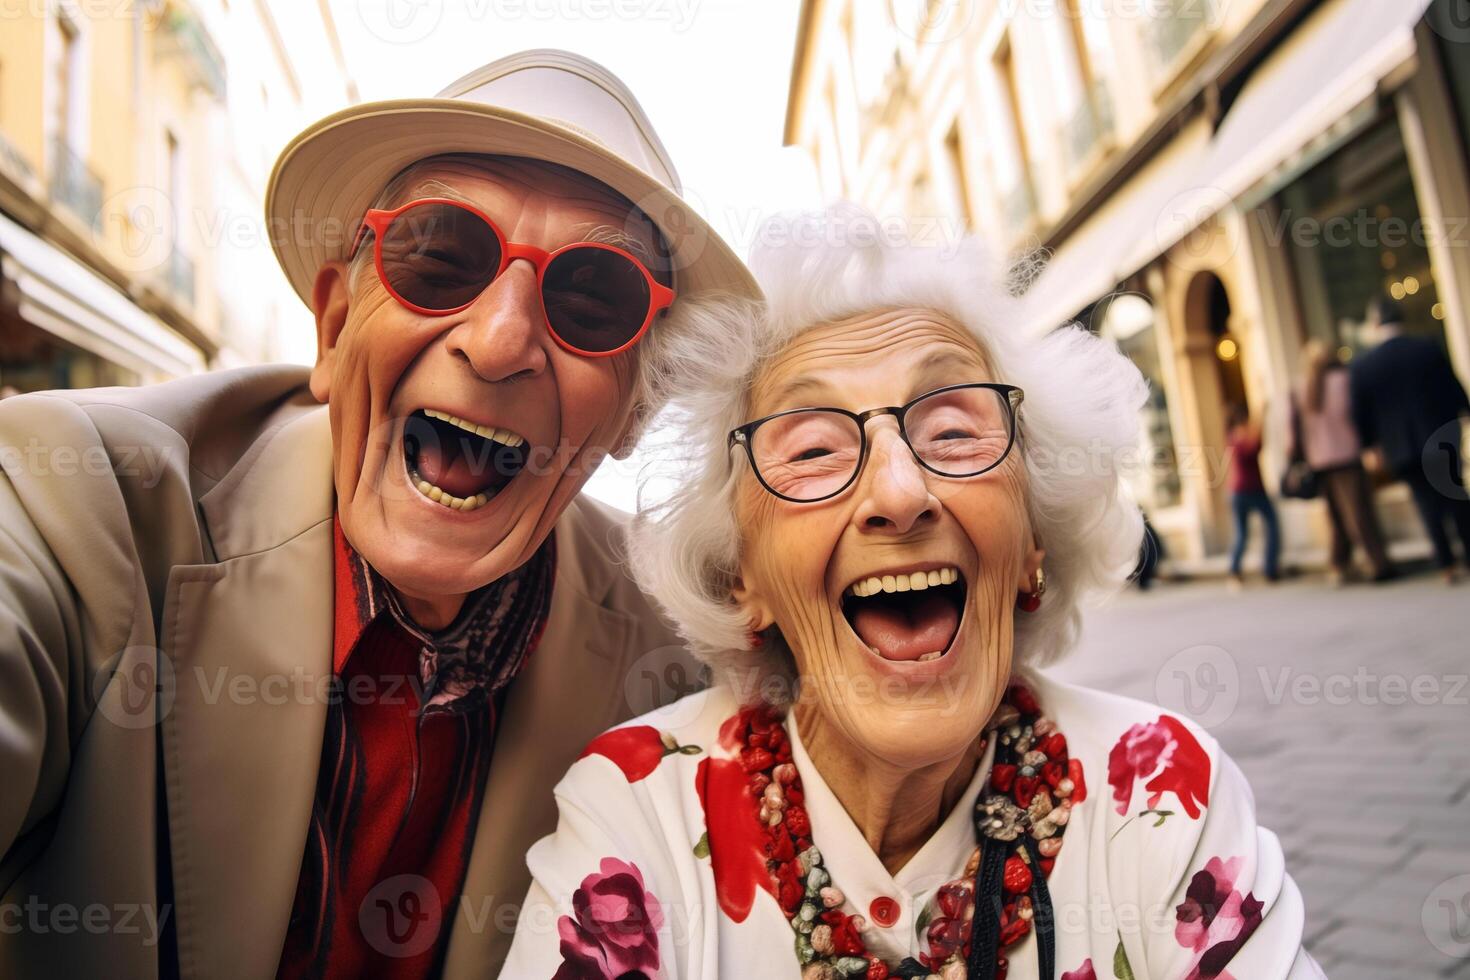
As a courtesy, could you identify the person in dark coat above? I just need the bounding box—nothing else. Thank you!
[1350,296,1470,581]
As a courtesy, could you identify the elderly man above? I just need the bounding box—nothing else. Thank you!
[0,50,754,978]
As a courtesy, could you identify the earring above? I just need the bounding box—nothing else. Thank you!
[746,629,765,649]
[1018,568,1046,613]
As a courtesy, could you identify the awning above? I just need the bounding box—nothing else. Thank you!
[1025,0,1431,333]
[0,210,205,379]
[1022,121,1213,334]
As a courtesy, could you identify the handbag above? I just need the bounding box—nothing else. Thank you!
[1281,396,1320,500]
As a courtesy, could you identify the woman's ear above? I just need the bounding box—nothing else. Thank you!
[1016,542,1047,594]
[730,573,776,632]
[309,261,351,404]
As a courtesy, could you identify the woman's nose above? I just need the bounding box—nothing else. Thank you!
[443,259,549,382]
[850,426,940,534]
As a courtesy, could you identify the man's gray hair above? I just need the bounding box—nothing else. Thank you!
[628,203,1149,702]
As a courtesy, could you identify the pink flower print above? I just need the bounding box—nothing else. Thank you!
[553,858,663,980]
[1107,715,1211,819]
[1061,958,1098,980]
[1175,855,1265,980]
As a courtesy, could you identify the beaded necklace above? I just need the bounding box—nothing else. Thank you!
[732,683,1076,980]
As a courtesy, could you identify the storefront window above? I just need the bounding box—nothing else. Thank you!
[1279,116,1447,358]
[0,317,139,395]
[1431,0,1470,158]
[1098,294,1182,511]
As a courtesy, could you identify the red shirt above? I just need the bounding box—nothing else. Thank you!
[276,519,554,980]
[1227,430,1266,494]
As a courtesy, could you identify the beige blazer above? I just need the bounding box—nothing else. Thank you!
[0,365,689,978]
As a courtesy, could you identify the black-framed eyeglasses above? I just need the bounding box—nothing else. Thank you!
[728,382,1024,504]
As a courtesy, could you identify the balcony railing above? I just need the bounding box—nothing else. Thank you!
[158,0,227,100]
[1145,0,1217,73]
[1061,80,1117,177]
[50,137,103,229]
[166,248,196,307]
[0,131,36,187]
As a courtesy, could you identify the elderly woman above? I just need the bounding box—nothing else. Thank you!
[504,207,1321,980]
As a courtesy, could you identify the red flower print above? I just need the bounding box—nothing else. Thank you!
[553,857,662,980]
[1061,959,1097,980]
[1107,715,1210,819]
[694,755,775,923]
[1175,856,1264,980]
[579,725,700,783]
[1067,757,1087,803]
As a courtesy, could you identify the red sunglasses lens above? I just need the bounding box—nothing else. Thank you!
[541,246,654,354]
[380,202,502,312]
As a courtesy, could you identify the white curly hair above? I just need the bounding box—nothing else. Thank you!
[628,203,1148,702]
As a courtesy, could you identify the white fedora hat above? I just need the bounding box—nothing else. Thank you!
[266,48,759,308]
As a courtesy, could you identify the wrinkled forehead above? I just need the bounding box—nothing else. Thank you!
[378,154,667,264]
[749,307,996,417]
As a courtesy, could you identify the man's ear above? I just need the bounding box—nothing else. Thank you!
[730,572,776,633]
[611,399,653,461]
[308,261,351,404]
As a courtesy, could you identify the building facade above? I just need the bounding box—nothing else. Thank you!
[786,0,1470,571]
[0,0,356,392]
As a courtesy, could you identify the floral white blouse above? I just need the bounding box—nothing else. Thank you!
[504,672,1325,979]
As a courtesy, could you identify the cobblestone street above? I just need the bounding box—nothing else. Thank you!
[1050,572,1470,979]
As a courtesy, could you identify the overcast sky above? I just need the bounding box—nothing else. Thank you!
[332,0,815,510]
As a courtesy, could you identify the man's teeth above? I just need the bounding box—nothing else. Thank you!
[845,566,961,598]
[410,468,492,512]
[422,408,525,448]
[917,651,944,662]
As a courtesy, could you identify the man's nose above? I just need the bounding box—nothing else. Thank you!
[850,425,940,535]
[443,260,548,382]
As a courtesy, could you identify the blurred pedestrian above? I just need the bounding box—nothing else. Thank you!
[1289,339,1395,585]
[1225,401,1281,587]
[1350,296,1470,583]
[1132,510,1166,589]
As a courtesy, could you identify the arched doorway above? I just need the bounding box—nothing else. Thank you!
[1181,270,1250,552]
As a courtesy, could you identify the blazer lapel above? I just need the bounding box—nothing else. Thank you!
[160,407,336,980]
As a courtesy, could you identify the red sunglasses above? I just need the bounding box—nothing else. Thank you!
[351,197,675,357]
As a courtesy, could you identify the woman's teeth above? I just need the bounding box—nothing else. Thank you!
[409,467,492,512]
[845,566,961,598]
[421,408,526,448]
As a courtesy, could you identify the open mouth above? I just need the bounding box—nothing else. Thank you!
[840,566,967,663]
[403,408,528,513]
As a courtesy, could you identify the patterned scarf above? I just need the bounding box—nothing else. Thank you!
[333,519,557,712]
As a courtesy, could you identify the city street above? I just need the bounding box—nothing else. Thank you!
[1052,571,1470,979]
